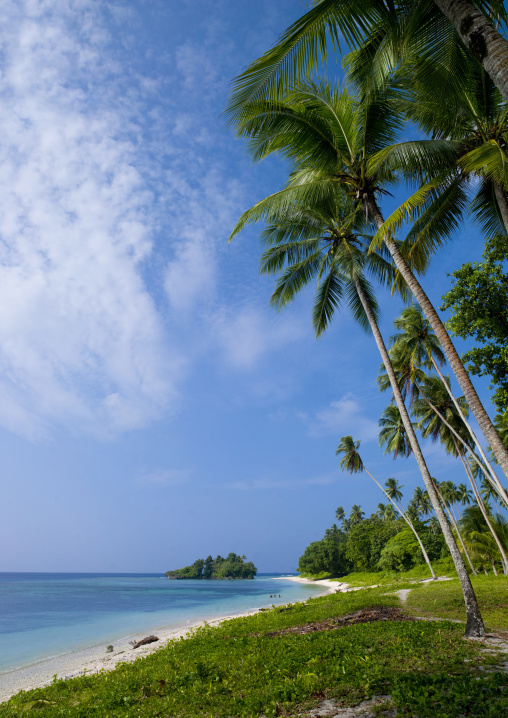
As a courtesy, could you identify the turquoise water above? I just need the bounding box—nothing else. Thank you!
[0,573,326,673]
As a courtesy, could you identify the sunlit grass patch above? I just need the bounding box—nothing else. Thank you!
[405,574,508,631]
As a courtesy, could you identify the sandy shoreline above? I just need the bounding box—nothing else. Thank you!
[0,576,338,703]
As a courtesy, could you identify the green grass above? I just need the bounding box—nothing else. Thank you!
[405,574,508,631]
[2,586,507,717]
[329,559,456,588]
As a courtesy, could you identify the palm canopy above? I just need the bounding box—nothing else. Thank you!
[390,305,445,371]
[379,403,413,458]
[336,435,364,473]
[370,50,508,243]
[230,78,436,278]
[225,0,508,119]
[412,374,470,451]
[377,341,428,405]
[254,189,398,335]
[385,477,403,502]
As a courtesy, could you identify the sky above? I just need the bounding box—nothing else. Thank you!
[0,0,499,573]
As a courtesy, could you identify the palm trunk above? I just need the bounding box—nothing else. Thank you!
[459,444,508,574]
[363,465,436,579]
[433,0,508,103]
[430,358,507,502]
[491,561,499,576]
[366,195,508,481]
[493,182,508,232]
[435,481,477,575]
[354,278,485,636]
[415,381,508,507]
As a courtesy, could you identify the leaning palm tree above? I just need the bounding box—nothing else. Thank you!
[390,306,506,500]
[230,77,508,481]
[336,435,436,578]
[413,377,508,572]
[230,83,485,635]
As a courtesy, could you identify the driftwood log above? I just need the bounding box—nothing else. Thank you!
[131,635,159,649]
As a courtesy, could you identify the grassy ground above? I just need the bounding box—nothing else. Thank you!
[405,574,508,631]
[1,580,507,718]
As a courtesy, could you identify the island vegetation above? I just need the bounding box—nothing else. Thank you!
[165,553,257,580]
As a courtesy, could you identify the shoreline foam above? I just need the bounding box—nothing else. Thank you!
[0,576,335,703]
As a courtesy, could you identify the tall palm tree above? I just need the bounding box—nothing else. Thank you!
[336,435,436,578]
[230,81,485,635]
[231,76,508,483]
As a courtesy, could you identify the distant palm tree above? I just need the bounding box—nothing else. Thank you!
[349,504,365,525]
[336,435,436,578]
[385,477,404,504]
[335,506,346,523]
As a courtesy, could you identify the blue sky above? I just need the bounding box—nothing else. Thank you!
[0,0,497,573]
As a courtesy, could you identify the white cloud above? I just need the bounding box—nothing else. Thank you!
[135,468,192,488]
[225,473,336,491]
[0,0,181,438]
[299,394,380,441]
[214,306,307,370]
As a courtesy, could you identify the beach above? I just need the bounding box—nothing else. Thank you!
[0,576,338,703]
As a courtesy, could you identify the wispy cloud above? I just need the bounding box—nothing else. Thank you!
[0,1,182,438]
[214,306,308,370]
[298,394,380,441]
[225,473,336,491]
[135,468,192,488]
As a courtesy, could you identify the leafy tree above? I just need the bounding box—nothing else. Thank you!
[378,525,447,572]
[298,526,351,576]
[441,234,508,412]
[345,518,401,571]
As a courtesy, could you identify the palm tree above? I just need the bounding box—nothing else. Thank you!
[225,1,508,111]
[412,375,508,572]
[349,504,365,525]
[385,477,404,504]
[460,505,507,574]
[379,404,412,458]
[335,506,346,523]
[390,305,506,503]
[230,80,485,636]
[438,480,478,575]
[336,435,437,578]
[231,75,508,483]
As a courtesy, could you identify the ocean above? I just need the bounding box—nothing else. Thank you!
[0,573,327,674]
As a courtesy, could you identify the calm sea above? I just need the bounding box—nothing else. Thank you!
[0,573,326,674]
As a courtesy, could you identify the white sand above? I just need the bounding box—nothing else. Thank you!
[276,575,350,592]
[0,577,334,703]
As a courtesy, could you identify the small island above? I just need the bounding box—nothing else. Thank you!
[165,552,257,579]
